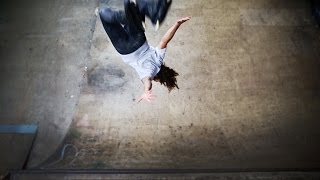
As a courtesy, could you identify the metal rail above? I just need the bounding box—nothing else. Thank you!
[11,168,320,175]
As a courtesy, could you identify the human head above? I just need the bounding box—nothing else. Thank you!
[153,64,179,92]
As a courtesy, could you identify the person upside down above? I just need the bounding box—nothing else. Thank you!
[97,0,191,102]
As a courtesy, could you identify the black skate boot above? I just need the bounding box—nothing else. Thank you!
[136,0,172,30]
[126,0,146,32]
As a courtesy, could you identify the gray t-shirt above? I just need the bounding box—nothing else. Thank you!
[120,41,166,80]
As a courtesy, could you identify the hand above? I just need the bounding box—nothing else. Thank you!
[177,16,192,25]
[137,90,156,103]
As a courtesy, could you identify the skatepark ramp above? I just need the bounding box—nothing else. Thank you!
[8,169,320,180]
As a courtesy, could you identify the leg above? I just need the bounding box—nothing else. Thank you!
[99,8,130,54]
[99,7,146,54]
[135,0,172,28]
[124,0,145,33]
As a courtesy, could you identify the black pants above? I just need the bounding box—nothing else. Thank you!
[99,0,146,55]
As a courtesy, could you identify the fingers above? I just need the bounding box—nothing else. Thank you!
[137,91,156,103]
[145,93,156,102]
[137,97,143,103]
[148,95,156,101]
[177,16,192,24]
[183,16,191,20]
[184,16,191,22]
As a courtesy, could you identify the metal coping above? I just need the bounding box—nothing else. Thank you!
[0,124,38,134]
[10,168,320,175]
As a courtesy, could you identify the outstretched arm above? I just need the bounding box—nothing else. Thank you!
[159,16,192,49]
[137,17,191,103]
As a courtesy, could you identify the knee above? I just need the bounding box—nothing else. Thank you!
[99,8,113,22]
[99,7,111,16]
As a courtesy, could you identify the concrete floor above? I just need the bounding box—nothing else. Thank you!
[43,0,320,169]
[1,0,320,173]
[0,0,98,169]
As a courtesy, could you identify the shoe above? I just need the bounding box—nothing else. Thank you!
[157,0,172,24]
[127,0,145,31]
[130,0,136,4]
[154,20,159,30]
[95,7,99,17]
[143,0,172,29]
[142,21,146,30]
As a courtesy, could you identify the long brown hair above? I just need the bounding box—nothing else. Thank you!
[153,64,179,92]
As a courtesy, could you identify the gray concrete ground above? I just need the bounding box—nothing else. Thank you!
[43,0,320,169]
[1,0,320,175]
[0,0,98,170]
